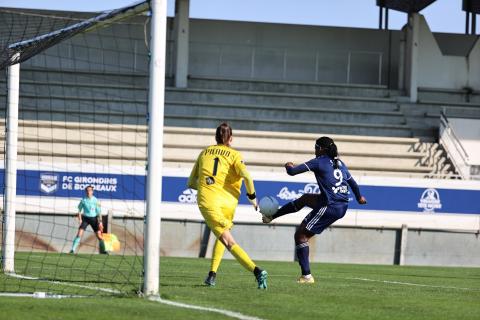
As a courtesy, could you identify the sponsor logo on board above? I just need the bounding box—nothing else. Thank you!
[277,183,320,201]
[417,188,442,213]
[40,173,59,194]
[178,188,197,204]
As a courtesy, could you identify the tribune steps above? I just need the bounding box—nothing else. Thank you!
[0,120,455,178]
[1,68,479,141]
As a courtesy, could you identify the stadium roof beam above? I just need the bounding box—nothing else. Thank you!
[377,2,390,30]
[463,0,480,34]
[376,0,437,30]
[173,0,189,88]
[377,0,436,13]
[377,1,437,102]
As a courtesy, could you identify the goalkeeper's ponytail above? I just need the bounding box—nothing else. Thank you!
[315,136,340,169]
[215,122,233,146]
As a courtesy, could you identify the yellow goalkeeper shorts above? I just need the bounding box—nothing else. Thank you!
[199,204,236,238]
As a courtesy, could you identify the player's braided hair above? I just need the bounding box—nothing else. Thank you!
[215,122,233,146]
[316,136,339,169]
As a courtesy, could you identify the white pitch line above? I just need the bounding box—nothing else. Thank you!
[7,273,121,294]
[242,273,480,292]
[168,271,480,293]
[0,292,86,299]
[149,296,265,320]
[347,277,480,291]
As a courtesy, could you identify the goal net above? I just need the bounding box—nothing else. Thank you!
[0,1,153,297]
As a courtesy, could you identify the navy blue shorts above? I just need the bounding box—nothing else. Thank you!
[302,199,348,234]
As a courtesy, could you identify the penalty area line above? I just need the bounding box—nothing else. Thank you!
[149,296,265,320]
[7,274,265,319]
[347,277,480,291]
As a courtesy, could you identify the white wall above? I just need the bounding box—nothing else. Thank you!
[449,118,480,165]
[468,38,480,90]
[416,15,480,91]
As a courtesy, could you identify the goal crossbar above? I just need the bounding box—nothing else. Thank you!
[1,0,149,69]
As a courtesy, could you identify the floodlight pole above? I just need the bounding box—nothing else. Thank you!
[2,52,20,274]
[143,0,167,296]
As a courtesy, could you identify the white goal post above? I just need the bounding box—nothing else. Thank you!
[143,0,167,297]
[2,52,20,274]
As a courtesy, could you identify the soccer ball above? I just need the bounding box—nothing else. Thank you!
[259,196,279,217]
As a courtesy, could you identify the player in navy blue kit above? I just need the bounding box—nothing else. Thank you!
[262,136,367,283]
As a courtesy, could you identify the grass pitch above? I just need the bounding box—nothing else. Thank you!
[0,255,479,319]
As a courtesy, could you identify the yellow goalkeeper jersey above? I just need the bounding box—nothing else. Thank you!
[188,144,255,208]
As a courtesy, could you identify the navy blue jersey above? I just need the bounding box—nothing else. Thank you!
[286,155,361,205]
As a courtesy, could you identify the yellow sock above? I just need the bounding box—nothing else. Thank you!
[210,239,225,273]
[229,244,256,273]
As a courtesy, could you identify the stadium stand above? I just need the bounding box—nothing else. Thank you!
[0,67,465,178]
[0,66,464,178]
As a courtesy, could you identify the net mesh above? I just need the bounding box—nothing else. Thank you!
[0,2,151,296]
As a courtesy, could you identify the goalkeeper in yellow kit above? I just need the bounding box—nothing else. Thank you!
[188,123,268,289]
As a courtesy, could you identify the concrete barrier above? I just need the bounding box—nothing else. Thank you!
[5,214,479,267]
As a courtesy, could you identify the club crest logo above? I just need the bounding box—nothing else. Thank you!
[277,183,320,201]
[178,188,197,204]
[417,188,442,213]
[40,173,59,194]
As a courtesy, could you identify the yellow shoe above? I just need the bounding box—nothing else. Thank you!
[297,275,315,284]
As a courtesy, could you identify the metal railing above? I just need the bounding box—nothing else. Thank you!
[439,111,471,179]
[189,42,384,85]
